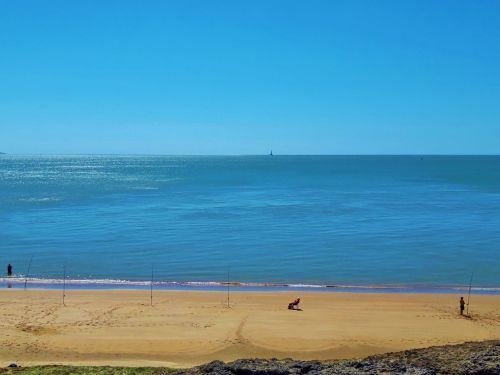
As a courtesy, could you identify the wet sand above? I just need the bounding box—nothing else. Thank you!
[0,289,499,368]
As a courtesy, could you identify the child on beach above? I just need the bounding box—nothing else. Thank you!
[460,297,465,315]
[7,264,12,277]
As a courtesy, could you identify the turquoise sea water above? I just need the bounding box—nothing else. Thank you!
[0,155,499,290]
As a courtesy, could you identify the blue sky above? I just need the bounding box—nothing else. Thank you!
[1,1,499,154]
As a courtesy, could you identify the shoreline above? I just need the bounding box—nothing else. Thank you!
[0,289,499,368]
[1,277,499,295]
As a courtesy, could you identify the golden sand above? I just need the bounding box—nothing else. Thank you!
[0,289,499,368]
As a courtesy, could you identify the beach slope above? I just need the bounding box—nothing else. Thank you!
[0,290,499,368]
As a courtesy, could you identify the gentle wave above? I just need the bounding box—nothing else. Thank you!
[1,277,499,294]
[18,197,61,203]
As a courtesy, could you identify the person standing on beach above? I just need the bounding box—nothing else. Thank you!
[7,264,12,277]
[459,297,465,315]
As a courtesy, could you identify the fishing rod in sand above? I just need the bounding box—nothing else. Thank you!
[24,255,33,290]
[62,262,67,306]
[466,272,473,316]
[227,268,230,309]
[150,264,154,307]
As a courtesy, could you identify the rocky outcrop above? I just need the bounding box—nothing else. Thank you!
[178,340,500,375]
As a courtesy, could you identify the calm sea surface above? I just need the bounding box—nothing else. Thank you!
[1,155,499,288]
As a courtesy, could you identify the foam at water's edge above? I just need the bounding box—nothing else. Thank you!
[1,277,499,294]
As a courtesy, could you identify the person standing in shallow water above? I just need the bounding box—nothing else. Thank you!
[460,296,465,315]
[7,264,12,277]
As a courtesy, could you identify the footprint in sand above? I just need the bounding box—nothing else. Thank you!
[17,323,58,336]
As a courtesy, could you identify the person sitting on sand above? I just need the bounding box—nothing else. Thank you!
[460,297,465,315]
[288,298,300,310]
[7,264,12,277]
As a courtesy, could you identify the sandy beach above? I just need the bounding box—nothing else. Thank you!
[0,289,499,368]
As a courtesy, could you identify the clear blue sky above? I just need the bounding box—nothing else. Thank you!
[1,1,499,154]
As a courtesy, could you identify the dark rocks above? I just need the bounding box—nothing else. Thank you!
[178,340,499,375]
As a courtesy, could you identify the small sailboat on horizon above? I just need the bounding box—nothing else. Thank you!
[269,150,273,156]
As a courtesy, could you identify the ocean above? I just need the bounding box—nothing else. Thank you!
[0,155,499,291]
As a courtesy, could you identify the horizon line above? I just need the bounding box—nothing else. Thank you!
[1,153,500,157]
